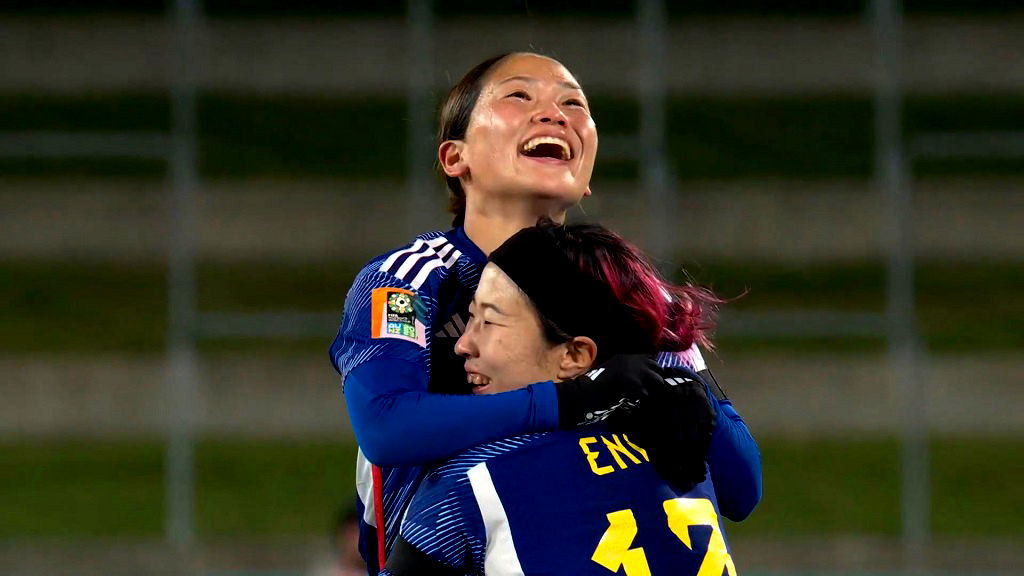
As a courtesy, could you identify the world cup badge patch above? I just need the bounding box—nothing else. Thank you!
[370,287,427,347]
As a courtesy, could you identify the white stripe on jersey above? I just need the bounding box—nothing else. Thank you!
[379,236,445,275]
[435,241,456,260]
[410,243,463,289]
[380,239,428,274]
[394,238,450,279]
[355,449,376,527]
[379,236,463,290]
[468,462,524,576]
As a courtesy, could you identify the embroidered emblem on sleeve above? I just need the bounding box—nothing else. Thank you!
[370,287,427,347]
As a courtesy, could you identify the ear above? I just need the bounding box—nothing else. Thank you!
[556,336,598,380]
[439,140,469,179]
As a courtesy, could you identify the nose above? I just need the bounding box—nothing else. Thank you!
[533,101,568,127]
[454,330,475,358]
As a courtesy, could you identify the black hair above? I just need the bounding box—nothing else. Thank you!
[437,53,514,227]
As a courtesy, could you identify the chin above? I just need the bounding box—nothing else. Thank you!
[524,185,587,209]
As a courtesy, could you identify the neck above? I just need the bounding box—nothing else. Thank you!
[462,197,570,255]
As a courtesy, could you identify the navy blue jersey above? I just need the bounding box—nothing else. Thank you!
[384,427,737,576]
[329,227,760,573]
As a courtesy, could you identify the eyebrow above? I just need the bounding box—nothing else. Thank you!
[473,300,506,316]
[496,75,582,92]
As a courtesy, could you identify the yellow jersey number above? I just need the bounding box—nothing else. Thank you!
[591,497,737,576]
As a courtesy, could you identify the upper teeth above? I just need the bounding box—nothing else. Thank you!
[522,137,571,160]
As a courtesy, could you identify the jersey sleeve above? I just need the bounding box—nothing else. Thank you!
[659,344,763,521]
[330,254,560,467]
[330,261,434,379]
[707,397,762,521]
[345,359,557,466]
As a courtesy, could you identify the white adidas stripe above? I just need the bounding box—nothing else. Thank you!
[394,237,450,279]
[410,244,463,289]
[380,239,426,273]
[380,237,461,289]
[380,236,450,277]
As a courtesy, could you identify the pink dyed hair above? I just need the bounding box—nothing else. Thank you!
[545,220,721,353]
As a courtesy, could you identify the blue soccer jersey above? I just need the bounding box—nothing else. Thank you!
[331,228,560,569]
[383,427,738,576]
[329,227,761,573]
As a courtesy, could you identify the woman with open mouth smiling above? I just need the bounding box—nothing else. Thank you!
[329,52,761,573]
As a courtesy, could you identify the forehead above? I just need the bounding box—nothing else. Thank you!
[476,263,530,309]
[483,54,581,91]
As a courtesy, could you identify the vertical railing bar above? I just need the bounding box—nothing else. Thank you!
[166,0,201,550]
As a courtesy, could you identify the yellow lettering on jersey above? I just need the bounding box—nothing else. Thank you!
[664,498,737,576]
[591,509,651,576]
[622,434,649,462]
[579,437,614,475]
[603,434,644,469]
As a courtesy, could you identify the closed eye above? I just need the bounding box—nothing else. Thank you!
[506,90,530,100]
[564,98,586,108]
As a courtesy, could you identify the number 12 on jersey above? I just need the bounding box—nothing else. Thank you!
[592,497,737,576]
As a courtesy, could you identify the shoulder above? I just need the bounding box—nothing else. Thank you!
[343,231,475,312]
[431,433,550,480]
[370,230,468,290]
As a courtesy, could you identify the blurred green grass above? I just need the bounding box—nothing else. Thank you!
[2,259,1020,354]
[1,94,1022,180]
[0,440,357,537]
[727,436,1024,537]
[1,437,1020,537]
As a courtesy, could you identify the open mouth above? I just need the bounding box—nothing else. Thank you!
[467,372,492,391]
[521,136,572,161]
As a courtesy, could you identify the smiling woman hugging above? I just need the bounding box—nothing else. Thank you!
[329,52,761,574]
[382,220,735,575]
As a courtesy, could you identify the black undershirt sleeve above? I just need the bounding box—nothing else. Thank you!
[699,367,729,401]
[385,535,464,576]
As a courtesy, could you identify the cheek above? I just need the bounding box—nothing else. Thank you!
[477,331,513,369]
[488,334,533,374]
[537,345,566,376]
[485,109,524,148]
[570,112,595,138]
[471,106,511,140]
[580,123,598,150]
